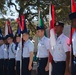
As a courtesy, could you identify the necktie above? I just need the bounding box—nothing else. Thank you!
[15,42,18,50]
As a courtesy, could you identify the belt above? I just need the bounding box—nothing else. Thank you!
[0,59,4,60]
[9,58,15,60]
[53,60,66,63]
[23,57,29,59]
[38,57,48,60]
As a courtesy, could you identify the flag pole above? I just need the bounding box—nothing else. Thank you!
[16,17,23,75]
[5,21,8,36]
[20,14,25,75]
[49,2,52,75]
[20,15,23,75]
[70,0,73,73]
[20,33,22,75]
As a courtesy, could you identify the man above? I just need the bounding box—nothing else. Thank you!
[51,21,70,75]
[21,29,34,75]
[3,37,9,75]
[0,36,4,75]
[36,26,50,75]
[69,12,76,75]
[15,33,21,75]
[6,34,16,75]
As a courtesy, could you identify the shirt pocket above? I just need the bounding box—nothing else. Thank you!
[41,43,45,50]
[56,41,62,51]
[25,45,28,49]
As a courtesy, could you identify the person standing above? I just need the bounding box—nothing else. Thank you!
[3,37,9,75]
[51,21,70,75]
[0,36,4,75]
[6,34,16,75]
[69,12,76,75]
[22,29,34,75]
[36,26,50,75]
[15,33,21,75]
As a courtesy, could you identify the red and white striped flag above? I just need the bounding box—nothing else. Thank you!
[49,4,56,75]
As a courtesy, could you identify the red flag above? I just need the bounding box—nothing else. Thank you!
[16,18,22,29]
[21,15,25,31]
[71,0,76,12]
[16,15,27,31]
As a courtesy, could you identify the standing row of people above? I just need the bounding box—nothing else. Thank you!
[0,11,76,75]
[0,22,71,75]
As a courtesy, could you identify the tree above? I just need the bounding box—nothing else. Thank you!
[52,0,71,24]
[0,0,71,35]
[0,0,8,18]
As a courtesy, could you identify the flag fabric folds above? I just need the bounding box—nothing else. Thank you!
[49,4,56,75]
[5,20,13,36]
[39,10,44,27]
[49,5,56,50]
[16,15,27,31]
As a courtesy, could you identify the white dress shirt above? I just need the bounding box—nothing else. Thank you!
[51,33,70,61]
[8,42,16,59]
[0,44,4,59]
[15,43,21,61]
[3,44,8,59]
[37,36,50,58]
[23,39,34,58]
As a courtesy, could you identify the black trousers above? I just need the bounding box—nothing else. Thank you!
[16,61,20,75]
[71,57,76,75]
[4,59,8,75]
[0,59,4,75]
[72,63,76,75]
[52,61,66,75]
[37,58,49,75]
[8,59,15,75]
[22,58,31,75]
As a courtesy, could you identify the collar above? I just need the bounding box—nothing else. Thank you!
[40,36,46,41]
[10,42,14,46]
[24,39,30,44]
[57,33,64,40]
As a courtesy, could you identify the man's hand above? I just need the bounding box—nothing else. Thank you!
[28,64,32,71]
[45,65,49,71]
[65,68,70,75]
